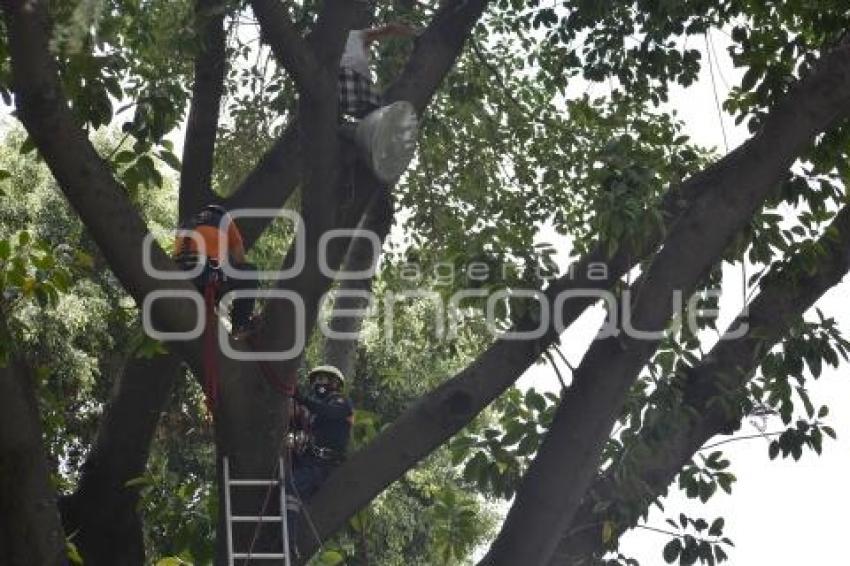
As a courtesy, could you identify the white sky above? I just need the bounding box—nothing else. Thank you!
[518,29,850,565]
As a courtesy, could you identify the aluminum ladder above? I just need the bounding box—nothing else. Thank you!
[223,456,292,566]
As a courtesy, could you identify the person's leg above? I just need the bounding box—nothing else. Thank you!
[285,460,325,555]
[357,75,382,118]
[338,67,382,119]
[339,67,361,118]
[226,262,257,333]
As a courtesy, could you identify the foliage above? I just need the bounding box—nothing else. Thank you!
[309,286,498,565]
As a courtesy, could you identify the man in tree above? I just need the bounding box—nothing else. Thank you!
[286,365,353,553]
[339,22,418,118]
[173,203,257,337]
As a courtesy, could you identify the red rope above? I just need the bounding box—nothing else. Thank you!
[247,333,297,397]
[202,281,220,415]
[200,279,295,417]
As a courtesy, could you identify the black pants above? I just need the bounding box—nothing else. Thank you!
[285,455,334,551]
[222,262,257,330]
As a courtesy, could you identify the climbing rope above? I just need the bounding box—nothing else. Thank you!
[202,277,222,416]
[246,332,298,397]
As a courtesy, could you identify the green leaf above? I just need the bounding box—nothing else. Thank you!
[315,550,345,566]
[66,541,84,565]
[158,150,182,171]
[663,538,681,563]
[708,517,724,537]
[525,388,547,413]
[768,440,779,460]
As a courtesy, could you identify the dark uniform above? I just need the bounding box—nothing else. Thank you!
[285,389,353,548]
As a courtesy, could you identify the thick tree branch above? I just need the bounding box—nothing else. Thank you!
[323,190,394,378]
[384,0,489,110]
[0,349,66,566]
[0,8,245,560]
[59,353,181,566]
[222,126,302,248]
[308,0,366,68]
[551,205,850,565]
[179,0,227,221]
[251,0,326,100]
[481,40,850,566]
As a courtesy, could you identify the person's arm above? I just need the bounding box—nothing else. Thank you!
[300,393,353,420]
[364,23,418,44]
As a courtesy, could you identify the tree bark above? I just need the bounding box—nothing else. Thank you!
[179,0,227,221]
[323,191,394,378]
[0,353,66,566]
[549,204,850,565]
[480,40,850,566]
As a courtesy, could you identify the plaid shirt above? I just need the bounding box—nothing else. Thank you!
[338,66,382,118]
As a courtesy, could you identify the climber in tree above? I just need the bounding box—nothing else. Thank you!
[173,204,258,337]
[285,365,353,553]
[339,22,418,118]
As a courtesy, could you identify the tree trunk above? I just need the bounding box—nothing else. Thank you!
[323,191,394,378]
[0,355,66,566]
[179,0,227,221]
[59,353,181,566]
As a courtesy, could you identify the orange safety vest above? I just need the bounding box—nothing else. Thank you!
[174,219,244,262]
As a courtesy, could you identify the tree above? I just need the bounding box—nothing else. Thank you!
[2,0,850,565]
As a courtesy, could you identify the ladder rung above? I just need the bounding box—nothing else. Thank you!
[233,553,286,559]
[231,515,283,522]
[228,479,280,486]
